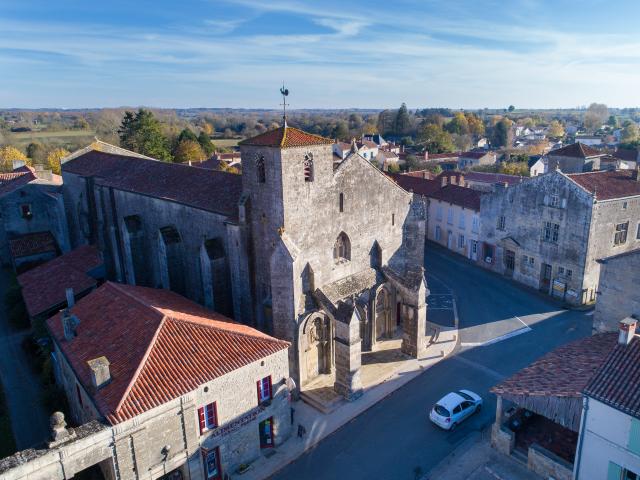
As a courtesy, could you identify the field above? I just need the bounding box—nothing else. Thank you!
[212,137,241,148]
[10,129,97,149]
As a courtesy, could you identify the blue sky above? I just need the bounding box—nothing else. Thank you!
[1,0,640,109]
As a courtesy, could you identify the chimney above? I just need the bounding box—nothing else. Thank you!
[87,356,111,389]
[61,309,78,341]
[619,317,637,346]
[33,164,53,181]
[65,288,74,308]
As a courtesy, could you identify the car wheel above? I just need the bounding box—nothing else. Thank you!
[450,422,457,431]
[475,404,482,414]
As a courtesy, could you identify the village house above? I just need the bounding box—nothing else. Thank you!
[574,134,603,147]
[457,151,497,170]
[528,155,547,177]
[61,123,428,407]
[546,142,607,173]
[332,138,379,161]
[479,169,640,305]
[375,150,402,170]
[46,281,291,480]
[0,164,69,270]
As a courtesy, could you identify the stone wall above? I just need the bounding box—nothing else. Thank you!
[593,250,640,332]
[527,443,573,480]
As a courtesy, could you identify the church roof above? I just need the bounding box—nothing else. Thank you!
[239,126,333,148]
[48,282,289,424]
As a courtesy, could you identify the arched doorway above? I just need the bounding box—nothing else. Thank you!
[375,287,392,340]
[300,314,332,387]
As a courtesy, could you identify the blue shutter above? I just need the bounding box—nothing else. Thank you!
[629,418,640,455]
[607,461,622,480]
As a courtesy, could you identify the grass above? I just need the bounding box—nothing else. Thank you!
[212,138,241,148]
[10,130,97,149]
[0,381,16,458]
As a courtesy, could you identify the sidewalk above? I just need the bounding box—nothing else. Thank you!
[240,326,458,480]
[422,429,542,480]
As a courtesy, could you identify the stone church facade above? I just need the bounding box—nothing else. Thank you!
[61,128,428,400]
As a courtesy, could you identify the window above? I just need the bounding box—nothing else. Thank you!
[472,216,479,233]
[197,402,218,434]
[435,225,441,241]
[623,201,628,210]
[550,194,560,208]
[447,209,454,225]
[458,235,465,249]
[257,376,272,404]
[497,215,506,231]
[339,193,344,213]
[558,266,565,275]
[256,155,266,183]
[303,153,314,182]
[333,232,351,262]
[458,213,465,229]
[20,204,32,219]
[542,221,560,243]
[202,447,221,480]
[436,205,443,221]
[529,256,535,266]
[259,417,274,449]
[566,269,572,278]
[615,222,629,246]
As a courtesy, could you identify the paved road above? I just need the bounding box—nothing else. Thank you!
[0,269,50,450]
[273,244,592,480]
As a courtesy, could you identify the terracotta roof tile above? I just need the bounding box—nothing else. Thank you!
[63,151,242,218]
[584,336,640,419]
[549,142,604,158]
[9,231,58,259]
[239,126,333,148]
[47,282,289,424]
[0,166,36,197]
[428,184,482,211]
[386,172,441,196]
[18,245,103,318]
[464,171,524,186]
[567,169,640,200]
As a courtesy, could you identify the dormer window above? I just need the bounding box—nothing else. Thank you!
[304,153,314,182]
[256,155,266,184]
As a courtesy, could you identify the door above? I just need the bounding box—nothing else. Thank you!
[470,241,478,261]
[447,231,453,249]
[202,447,221,480]
[460,400,475,421]
[259,417,274,448]
[504,250,515,276]
[540,263,552,292]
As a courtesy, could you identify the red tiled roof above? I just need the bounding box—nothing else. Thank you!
[549,142,604,158]
[9,231,58,259]
[428,184,482,211]
[464,171,524,185]
[426,152,461,160]
[584,336,640,419]
[386,172,441,196]
[0,166,36,197]
[404,171,435,180]
[63,151,242,219]
[47,282,290,424]
[492,334,616,398]
[239,126,333,148]
[18,245,102,318]
[567,170,640,200]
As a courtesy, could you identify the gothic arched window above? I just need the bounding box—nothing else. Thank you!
[304,153,314,182]
[333,232,351,263]
[256,155,266,184]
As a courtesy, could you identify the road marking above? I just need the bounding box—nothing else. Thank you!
[514,315,529,329]
[585,311,594,316]
[460,325,532,348]
[450,355,506,381]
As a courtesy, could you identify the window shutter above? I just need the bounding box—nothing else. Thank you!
[629,418,640,455]
[206,403,216,428]
[607,461,622,480]
[543,194,549,206]
[561,198,567,209]
[257,380,262,403]
[198,407,205,434]
[267,376,273,399]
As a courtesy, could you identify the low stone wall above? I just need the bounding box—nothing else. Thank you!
[491,423,515,455]
[527,443,573,480]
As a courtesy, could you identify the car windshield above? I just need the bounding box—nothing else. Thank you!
[434,404,450,417]
[457,391,474,401]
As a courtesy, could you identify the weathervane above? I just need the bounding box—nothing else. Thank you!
[280,83,289,127]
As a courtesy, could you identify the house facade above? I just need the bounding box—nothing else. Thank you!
[546,142,607,173]
[479,169,640,305]
[48,282,291,480]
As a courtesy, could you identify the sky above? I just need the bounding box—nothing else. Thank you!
[1,0,640,109]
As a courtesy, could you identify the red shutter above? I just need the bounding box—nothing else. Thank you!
[206,403,216,428]
[257,380,262,403]
[198,407,205,434]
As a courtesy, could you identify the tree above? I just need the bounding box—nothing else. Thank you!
[621,122,640,144]
[376,110,396,136]
[465,113,485,137]
[118,109,171,161]
[417,123,455,153]
[387,163,400,173]
[405,154,422,171]
[177,128,198,144]
[198,131,216,157]
[492,117,513,148]
[607,115,618,128]
[46,148,69,175]
[584,103,608,132]
[500,162,529,176]
[394,103,412,136]
[332,121,349,140]
[26,142,46,163]
[508,105,515,112]
[0,146,29,171]
[201,122,214,136]
[173,140,205,164]
[548,120,565,139]
[452,133,472,151]
[423,163,443,175]
[445,112,469,135]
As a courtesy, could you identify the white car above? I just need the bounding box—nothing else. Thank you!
[429,390,483,430]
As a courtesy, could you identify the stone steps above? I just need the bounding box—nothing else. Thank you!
[299,390,343,414]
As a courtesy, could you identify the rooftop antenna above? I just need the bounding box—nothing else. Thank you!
[280,83,289,127]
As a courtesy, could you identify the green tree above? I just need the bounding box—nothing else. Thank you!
[118,109,171,161]
[607,115,618,128]
[177,128,198,144]
[174,140,205,164]
[465,113,485,137]
[332,121,349,140]
[445,112,469,135]
[548,120,565,139]
[621,122,640,144]
[417,123,455,153]
[0,146,29,171]
[584,103,608,133]
[492,117,513,148]
[376,110,396,136]
[198,131,216,157]
[394,103,412,136]
[508,105,515,112]
[26,142,46,163]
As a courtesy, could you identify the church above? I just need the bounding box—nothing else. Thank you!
[61,122,429,402]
